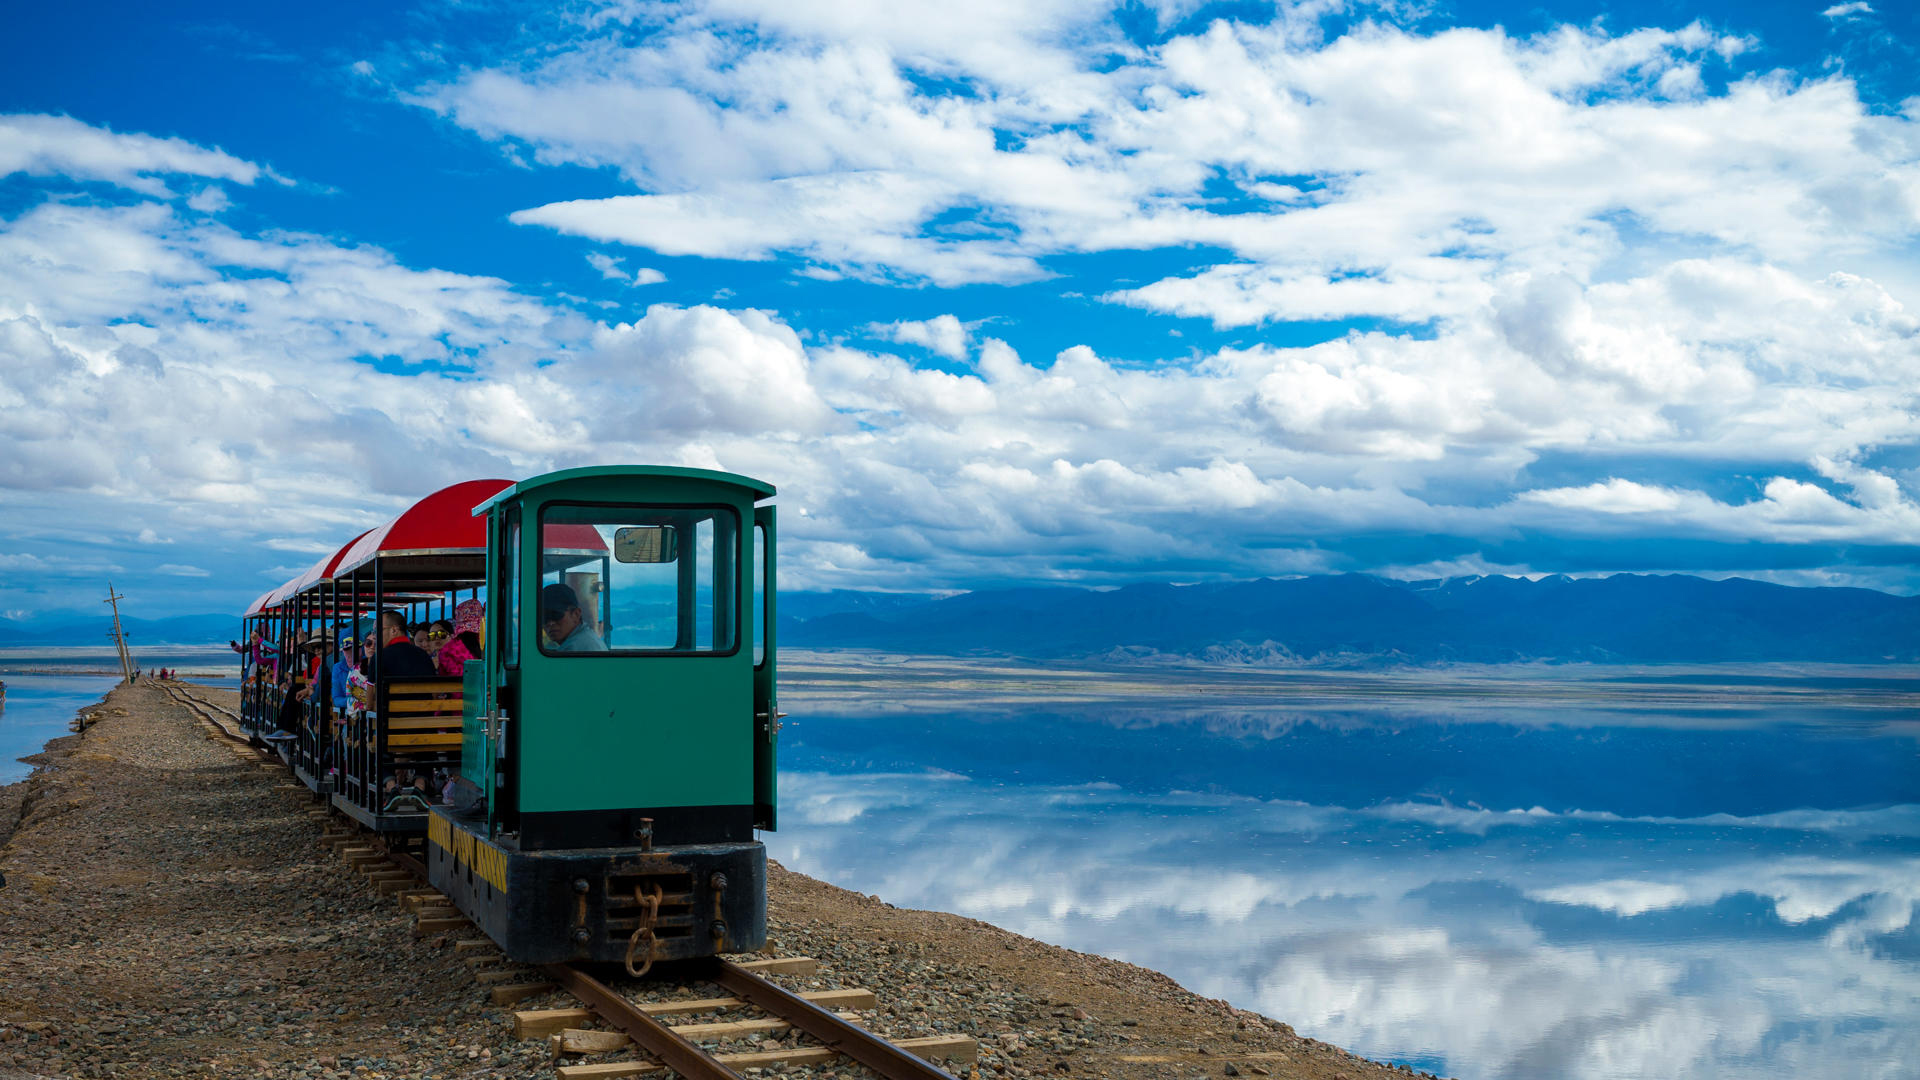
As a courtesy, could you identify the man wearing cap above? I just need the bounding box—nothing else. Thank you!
[541,583,607,652]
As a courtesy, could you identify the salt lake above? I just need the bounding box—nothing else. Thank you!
[0,673,122,784]
[766,656,1920,1080]
[0,648,239,783]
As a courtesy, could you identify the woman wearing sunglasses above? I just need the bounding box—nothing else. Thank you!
[432,614,472,672]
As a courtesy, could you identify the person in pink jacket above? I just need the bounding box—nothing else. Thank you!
[436,600,485,677]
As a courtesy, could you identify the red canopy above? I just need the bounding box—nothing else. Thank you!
[280,529,373,604]
[334,479,515,577]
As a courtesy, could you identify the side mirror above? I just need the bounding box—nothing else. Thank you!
[614,526,678,564]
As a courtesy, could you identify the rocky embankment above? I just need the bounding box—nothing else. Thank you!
[0,683,1429,1080]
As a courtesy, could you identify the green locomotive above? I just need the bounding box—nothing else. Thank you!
[429,466,778,967]
[239,465,777,969]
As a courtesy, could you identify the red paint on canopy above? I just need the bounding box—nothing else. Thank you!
[250,527,380,615]
[335,478,516,576]
[321,528,375,578]
[543,522,612,551]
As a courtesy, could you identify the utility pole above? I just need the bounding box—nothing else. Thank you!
[104,582,134,684]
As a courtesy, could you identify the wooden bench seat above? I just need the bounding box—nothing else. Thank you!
[388,716,459,732]
[350,678,468,776]
[388,732,463,750]
[386,698,463,714]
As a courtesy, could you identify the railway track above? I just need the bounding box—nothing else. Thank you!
[538,958,971,1080]
[383,845,976,1080]
[159,681,252,746]
[161,687,978,1080]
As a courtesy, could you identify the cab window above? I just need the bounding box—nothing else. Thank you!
[537,504,739,656]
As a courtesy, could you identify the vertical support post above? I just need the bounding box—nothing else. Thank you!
[752,505,777,831]
[103,582,134,684]
[372,559,383,814]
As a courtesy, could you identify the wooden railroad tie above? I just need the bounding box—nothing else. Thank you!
[552,1036,977,1079]
[484,953,820,1008]
[515,988,877,1039]
[491,982,558,1006]
[549,1011,863,1056]
[414,916,469,936]
[734,955,818,976]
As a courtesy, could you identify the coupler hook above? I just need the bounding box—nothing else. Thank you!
[624,881,665,978]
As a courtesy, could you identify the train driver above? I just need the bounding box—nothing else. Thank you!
[541,583,607,652]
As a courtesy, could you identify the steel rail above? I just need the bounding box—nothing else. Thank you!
[543,963,746,1080]
[699,957,963,1080]
[162,684,249,745]
[168,684,244,728]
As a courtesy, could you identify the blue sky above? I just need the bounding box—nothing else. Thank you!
[1,0,1917,620]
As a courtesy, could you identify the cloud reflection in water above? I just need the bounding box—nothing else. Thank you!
[766,691,1920,1080]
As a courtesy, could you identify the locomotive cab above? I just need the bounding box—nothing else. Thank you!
[428,466,777,966]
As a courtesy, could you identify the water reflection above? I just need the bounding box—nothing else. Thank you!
[0,673,121,784]
[767,678,1920,1080]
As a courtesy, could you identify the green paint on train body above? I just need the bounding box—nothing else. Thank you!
[463,466,778,850]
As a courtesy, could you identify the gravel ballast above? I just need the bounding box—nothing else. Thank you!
[0,683,1431,1080]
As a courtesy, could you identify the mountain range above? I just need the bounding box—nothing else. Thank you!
[780,574,1920,665]
[6,574,1915,665]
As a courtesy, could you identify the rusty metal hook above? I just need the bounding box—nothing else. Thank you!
[623,881,665,978]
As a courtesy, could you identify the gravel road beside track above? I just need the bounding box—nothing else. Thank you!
[0,684,1427,1080]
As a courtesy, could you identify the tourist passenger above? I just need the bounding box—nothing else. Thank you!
[376,610,436,679]
[434,618,475,677]
[541,583,607,652]
[451,599,485,664]
[424,619,452,661]
[266,636,325,743]
[253,632,279,678]
[453,598,484,641]
[325,631,358,777]
[329,631,357,712]
[370,612,436,802]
